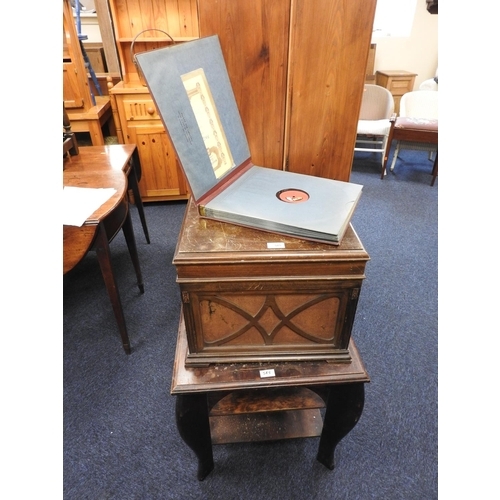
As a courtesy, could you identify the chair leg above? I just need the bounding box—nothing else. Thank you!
[430,152,438,186]
[380,135,389,178]
[94,224,132,354]
[381,119,396,180]
[390,142,400,172]
[379,137,386,168]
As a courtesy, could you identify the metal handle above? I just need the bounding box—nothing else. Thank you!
[130,29,175,86]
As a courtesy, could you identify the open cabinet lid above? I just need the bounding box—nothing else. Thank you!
[135,35,252,204]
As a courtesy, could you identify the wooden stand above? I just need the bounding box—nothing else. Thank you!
[172,314,370,480]
[109,81,189,202]
[375,70,418,115]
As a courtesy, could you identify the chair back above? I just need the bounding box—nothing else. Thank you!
[399,91,438,120]
[419,78,438,91]
[358,85,394,121]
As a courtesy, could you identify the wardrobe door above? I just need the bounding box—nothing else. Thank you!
[199,0,290,170]
[285,0,376,181]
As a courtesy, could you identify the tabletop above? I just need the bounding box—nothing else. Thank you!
[63,168,127,274]
[63,144,136,175]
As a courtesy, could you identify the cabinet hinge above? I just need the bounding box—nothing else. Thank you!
[182,291,190,303]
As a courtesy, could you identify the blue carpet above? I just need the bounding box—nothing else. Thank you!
[63,146,437,499]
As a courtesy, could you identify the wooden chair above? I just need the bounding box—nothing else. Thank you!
[383,91,438,185]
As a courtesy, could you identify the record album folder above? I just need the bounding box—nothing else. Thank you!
[136,35,362,245]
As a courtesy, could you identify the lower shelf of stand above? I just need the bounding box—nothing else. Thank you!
[209,386,326,444]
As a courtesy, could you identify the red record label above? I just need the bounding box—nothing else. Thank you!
[276,189,310,203]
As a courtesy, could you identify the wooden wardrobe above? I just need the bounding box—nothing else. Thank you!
[198,0,376,182]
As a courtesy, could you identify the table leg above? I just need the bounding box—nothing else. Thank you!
[175,394,214,481]
[121,208,144,294]
[316,382,365,469]
[94,225,132,354]
[129,149,151,244]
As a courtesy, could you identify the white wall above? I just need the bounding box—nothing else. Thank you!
[373,0,438,89]
[73,0,101,43]
[76,13,102,43]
